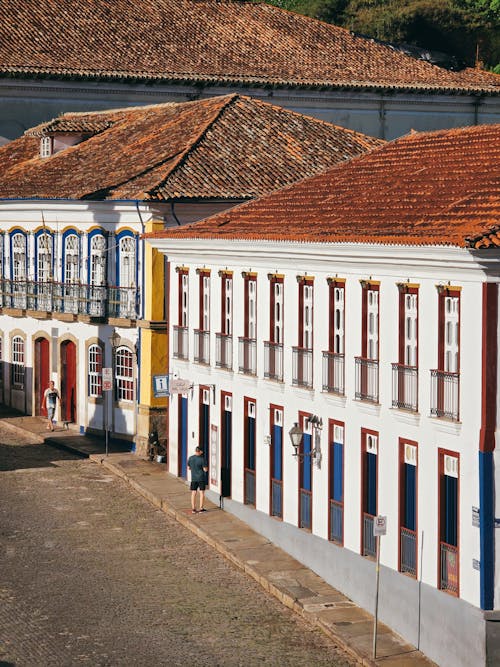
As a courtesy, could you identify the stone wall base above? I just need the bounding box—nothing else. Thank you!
[135,403,168,459]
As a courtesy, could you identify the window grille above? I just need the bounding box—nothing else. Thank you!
[64,234,79,283]
[11,336,25,388]
[115,346,134,402]
[12,233,27,280]
[40,136,53,158]
[119,236,136,288]
[90,234,106,285]
[88,344,103,397]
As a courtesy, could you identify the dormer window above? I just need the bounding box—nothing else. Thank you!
[40,136,53,158]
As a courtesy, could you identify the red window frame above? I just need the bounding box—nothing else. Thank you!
[438,448,460,596]
[360,427,378,556]
[398,438,418,576]
[328,419,345,546]
[437,288,461,372]
[361,281,380,360]
[328,278,345,354]
[269,274,284,344]
[177,267,188,327]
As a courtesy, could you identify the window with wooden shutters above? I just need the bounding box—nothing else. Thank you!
[392,285,418,412]
[431,288,460,421]
[265,275,284,381]
[356,282,379,403]
[88,344,103,397]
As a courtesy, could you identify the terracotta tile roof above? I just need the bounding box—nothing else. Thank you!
[0,94,383,201]
[0,0,498,94]
[148,124,500,249]
[25,118,113,137]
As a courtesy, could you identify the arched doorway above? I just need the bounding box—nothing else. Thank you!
[61,340,76,423]
[34,337,50,416]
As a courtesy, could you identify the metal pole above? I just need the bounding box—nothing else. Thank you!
[373,534,381,660]
[105,389,109,457]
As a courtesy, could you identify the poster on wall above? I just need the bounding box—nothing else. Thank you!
[210,425,218,486]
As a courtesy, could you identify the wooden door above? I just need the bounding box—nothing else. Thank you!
[34,338,50,415]
[61,341,76,423]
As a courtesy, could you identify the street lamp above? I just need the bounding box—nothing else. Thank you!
[289,415,323,467]
[105,329,121,455]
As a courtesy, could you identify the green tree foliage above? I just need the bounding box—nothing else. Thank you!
[264,0,500,69]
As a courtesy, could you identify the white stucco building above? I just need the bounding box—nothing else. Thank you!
[147,124,500,666]
[0,94,380,450]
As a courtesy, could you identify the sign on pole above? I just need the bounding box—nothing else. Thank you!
[373,515,387,659]
[153,374,169,397]
[169,378,192,395]
[102,367,113,392]
[373,515,387,536]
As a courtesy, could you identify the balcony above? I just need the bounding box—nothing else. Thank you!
[238,337,256,375]
[172,325,188,360]
[215,332,233,370]
[264,341,283,382]
[244,468,256,506]
[193,329,210,364]
[392,363,418,412]
[0,278,139,319]
[362,512,376,558]
[355,357,379,403]
[430,370,459,421]
[292,346,313,388]
[322,351,345,395]
[329,500,343,544]
[440,542,459,595]
[271,478,283,518]
[400,527,417,576]
[299,489,312,530]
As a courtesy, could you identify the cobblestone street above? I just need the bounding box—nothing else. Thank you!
[0,426,354,666]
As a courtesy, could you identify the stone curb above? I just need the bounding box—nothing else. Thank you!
[90,454,381,666]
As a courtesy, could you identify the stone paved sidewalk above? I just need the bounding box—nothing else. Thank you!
[1,409,435,666]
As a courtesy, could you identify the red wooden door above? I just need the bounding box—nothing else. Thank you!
[35,338,50,415]
[61,341,76,423]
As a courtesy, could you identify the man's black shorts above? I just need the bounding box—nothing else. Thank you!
[190,481,206,491]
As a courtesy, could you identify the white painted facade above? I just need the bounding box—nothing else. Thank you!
[149,236,500,666]
[0,200,149,434]
[1,78,499,143]
[0,199,247,439]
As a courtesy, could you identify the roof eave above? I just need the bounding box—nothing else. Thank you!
[0,67,497,96]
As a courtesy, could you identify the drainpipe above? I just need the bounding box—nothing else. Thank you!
[479,282,497,610]
[170,201,182,226]
[135,201,146,451]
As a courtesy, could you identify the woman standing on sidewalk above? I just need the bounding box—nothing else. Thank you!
[42,380,60,431]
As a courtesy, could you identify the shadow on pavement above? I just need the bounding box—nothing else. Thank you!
[0,442,84,472]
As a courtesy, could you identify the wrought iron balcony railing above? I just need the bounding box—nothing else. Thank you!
[172,325,188,360]
[329,500,343,544]
[215,332,233,370]
[193,329,210,364]
[400,527,417,576]
[0,278,139,319]
[238,336,257,375]
[322,351,345,395]
[264,341,283,382]
[299,489,312,530]
[363,512,376,558]
[292,346,313,388]
[440,542,459,595]
[244,468,256,506]
[392,363,418,412]
[430,369,460,421]
[355,357,379,403]
[271,478,283,518]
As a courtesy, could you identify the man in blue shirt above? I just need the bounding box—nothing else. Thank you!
[187,447,208,514]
